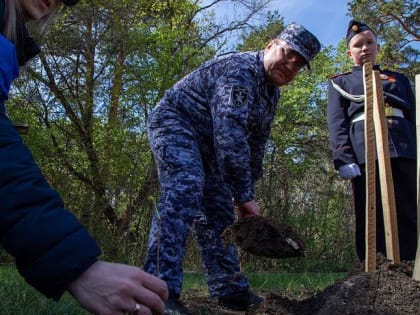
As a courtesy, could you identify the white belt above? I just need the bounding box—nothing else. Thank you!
[351,107,404,123]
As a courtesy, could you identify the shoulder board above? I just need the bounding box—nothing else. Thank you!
[380,70,401,82]
[330,71,351,79]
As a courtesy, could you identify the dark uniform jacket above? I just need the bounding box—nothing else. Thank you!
[153,51,279,204]
[0,6,100,300]
[327,65,416,169]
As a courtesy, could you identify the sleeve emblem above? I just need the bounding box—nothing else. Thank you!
[230,85,249,107]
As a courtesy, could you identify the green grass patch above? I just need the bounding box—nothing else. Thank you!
[247,272,346,296]
[0,265,346,314]
[0,265,88,315]
[183,271,346,298]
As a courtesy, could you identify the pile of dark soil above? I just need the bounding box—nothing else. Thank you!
[259,257,419,315]
[183,217,419,314]
[183,256,419,314]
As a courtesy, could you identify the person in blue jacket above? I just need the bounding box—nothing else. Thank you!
[0,1,168,314]
[144,22,320,314]
[327,20,417,262]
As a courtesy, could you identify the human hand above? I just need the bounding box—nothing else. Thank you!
[67,261,168,315]
[338,163,361,179]
[236,200,261,219]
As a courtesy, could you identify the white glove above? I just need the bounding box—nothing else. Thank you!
[338,163,361,179]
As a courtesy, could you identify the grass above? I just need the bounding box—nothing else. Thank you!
[0,266,88,315]
[0,265,346,314]
[248,272,346,293]
[183,271,346,298]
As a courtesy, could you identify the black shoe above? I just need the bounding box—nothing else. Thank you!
[218,289,263,311]
[164,296,192,315]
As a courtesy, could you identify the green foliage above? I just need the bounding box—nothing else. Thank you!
[237,11,285,51]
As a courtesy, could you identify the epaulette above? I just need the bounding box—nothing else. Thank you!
[330,71,351,79]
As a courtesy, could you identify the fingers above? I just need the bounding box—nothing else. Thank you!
[67,261,168,315]
[109,265,167,314]
[137,269,169,300]
[127,302,152,315]
[131,270,168,314]
[131,288,165,314]
[238,200,261,218]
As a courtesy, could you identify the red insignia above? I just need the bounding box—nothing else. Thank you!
[380,74,396,82]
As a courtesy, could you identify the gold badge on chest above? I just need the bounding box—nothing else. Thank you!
[385,106,393,116]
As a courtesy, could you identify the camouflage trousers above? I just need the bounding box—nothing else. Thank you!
[144,109,249,298]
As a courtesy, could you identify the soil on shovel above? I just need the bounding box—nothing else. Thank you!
[182,216,420,314]
[221,216,306,259]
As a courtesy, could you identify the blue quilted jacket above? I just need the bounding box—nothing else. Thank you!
[0,4,100,300]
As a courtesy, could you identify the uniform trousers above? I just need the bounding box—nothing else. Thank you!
[352,158,418,261]
[144,109,249,298]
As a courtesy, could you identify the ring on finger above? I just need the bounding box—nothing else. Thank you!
[134,303,141,312]
[129,303,141,314]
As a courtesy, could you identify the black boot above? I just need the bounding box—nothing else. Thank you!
[218,289,263,311]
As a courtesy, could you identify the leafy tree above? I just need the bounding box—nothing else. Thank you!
[236,11,285,51]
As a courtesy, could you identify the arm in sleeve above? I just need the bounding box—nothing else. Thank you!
[327,79,357,169]
[0,33,100,301]
[248,86,278,182]
[0,35,19,99]
[402,74,416,124]
[0,124,101,300]
[249,129,270,181]
[210,70,256,204]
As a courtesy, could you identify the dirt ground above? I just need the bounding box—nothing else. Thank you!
[181,257,419,314]
[182,217,420,314]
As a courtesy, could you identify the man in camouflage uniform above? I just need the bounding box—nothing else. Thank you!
[144,23,320,314]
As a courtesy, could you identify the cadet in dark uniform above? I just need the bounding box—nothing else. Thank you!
[144,23,321,314]
[327,20,417,262]
[0,1,167,314]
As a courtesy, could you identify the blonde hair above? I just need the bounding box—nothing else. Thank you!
[2,0,63,44]
[3,0,19,42]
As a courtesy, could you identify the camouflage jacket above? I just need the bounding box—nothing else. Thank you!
[151,51,280,203]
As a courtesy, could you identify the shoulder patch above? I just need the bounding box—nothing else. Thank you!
[380,73,396,82]
[230,85,249,107]
[330,71,351,79]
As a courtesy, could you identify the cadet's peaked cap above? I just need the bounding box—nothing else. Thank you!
[346,20,376,44]
[63,0,80,6]
[276,22,321,70]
